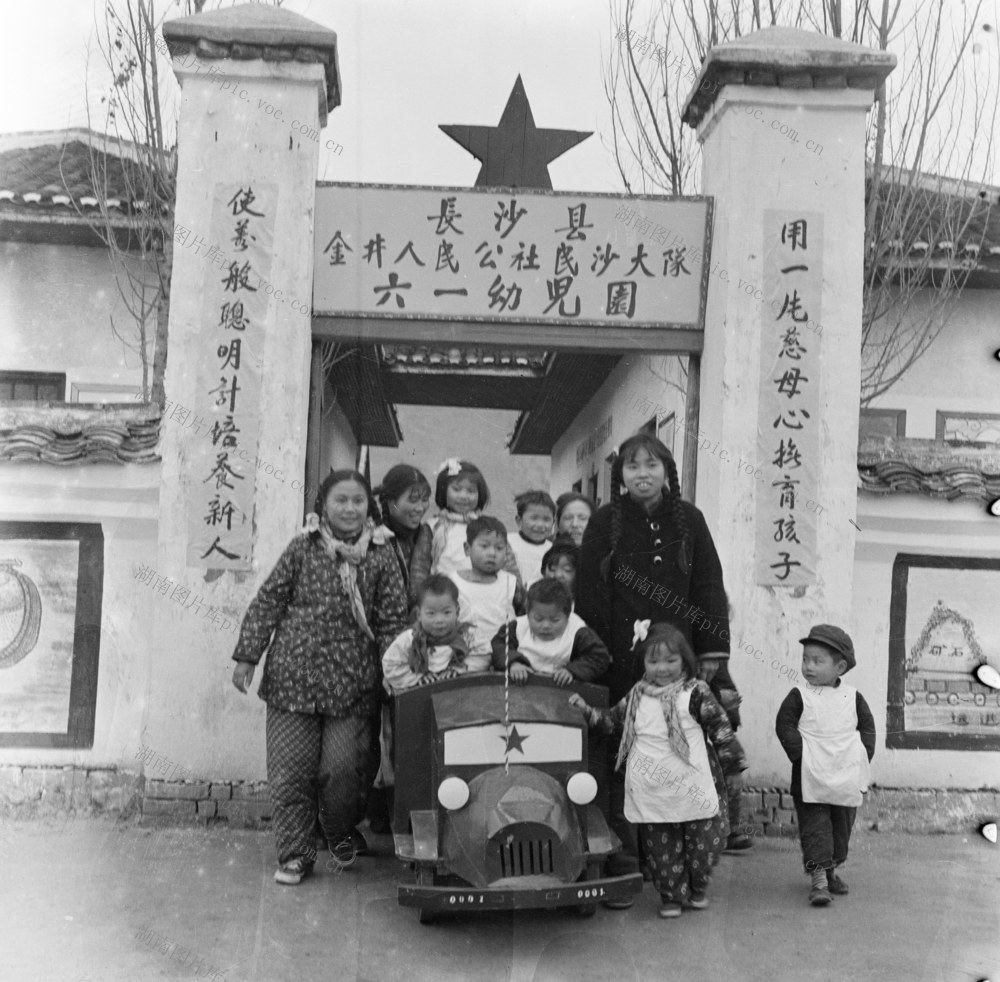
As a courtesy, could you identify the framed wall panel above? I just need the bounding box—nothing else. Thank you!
[888,553,1000,751]
[0,522,103,748]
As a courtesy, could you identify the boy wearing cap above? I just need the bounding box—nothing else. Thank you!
[775,625,876,906]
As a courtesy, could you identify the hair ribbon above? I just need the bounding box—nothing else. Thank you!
[631,618,651,650]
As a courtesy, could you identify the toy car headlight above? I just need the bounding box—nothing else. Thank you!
[566,771,597,806]
[437,776,470,811]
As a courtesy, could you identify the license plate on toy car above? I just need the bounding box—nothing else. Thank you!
[398,873,642,910]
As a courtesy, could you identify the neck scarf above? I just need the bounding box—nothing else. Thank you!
[407,621,472,674]
[314,516,376,641]
[615,677,696,772]
[430,508,481,569]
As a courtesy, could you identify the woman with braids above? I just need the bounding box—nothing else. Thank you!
[576,432,741,901]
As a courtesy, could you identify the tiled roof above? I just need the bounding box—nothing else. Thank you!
[381,345,549,369]
[0,404,161,465]
[867,166,1000,276]
[857,436,1000,502]
[0,129,159,215]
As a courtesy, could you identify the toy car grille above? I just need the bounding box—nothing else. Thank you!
[497,838,555,878]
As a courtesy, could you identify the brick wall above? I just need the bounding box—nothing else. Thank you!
[1,766,996,833]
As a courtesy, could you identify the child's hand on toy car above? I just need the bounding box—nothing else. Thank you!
[568,693,597,725]
[510,663,531,684]
[552,668,574,686]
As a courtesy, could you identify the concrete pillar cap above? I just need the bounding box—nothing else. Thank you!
[682,26,896,129]
[163,2,341,113]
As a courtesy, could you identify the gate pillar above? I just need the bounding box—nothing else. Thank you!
[143,5,339,776]
[684,29,894,776]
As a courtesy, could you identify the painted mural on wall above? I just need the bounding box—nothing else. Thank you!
[887,554,1000,750]
[0,523,103,748]
[0,559,42,668]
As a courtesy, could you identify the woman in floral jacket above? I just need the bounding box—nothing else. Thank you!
[232,470,408,885]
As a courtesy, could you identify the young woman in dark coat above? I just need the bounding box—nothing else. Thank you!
[575,433,741,893]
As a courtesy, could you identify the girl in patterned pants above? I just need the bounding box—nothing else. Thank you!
[572,622,746,917]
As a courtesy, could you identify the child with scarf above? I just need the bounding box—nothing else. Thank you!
[232,470,407,885]
[382,575,473,692]
[570,621,746,918]
[430,458,522,586]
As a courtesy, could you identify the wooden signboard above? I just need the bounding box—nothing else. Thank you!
[313,183,713,337]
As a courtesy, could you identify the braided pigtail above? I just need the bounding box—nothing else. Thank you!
[664,453,691,575]
[599,453,626,582]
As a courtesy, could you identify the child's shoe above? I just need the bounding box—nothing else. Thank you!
[658,901,683,918]
[329,837,358,869]
[686,891,709,909]
[826,870,849,895]
[274,857,312,885]
[724,832,753,852]
[809,869,832,905]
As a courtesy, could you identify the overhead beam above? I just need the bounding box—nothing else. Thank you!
[384,372,543,410]
[312,315,703,355]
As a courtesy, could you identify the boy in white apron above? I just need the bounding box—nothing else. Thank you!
[775,625,876,906]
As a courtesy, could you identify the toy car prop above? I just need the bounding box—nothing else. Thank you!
[391,673,642,923]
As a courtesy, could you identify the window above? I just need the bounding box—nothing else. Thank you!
[859,409,906,440]
[936,411,1000,446]
[657,412,676,454]
[69,382,141,403]
[0,371,67,402]
[587,471,599,507]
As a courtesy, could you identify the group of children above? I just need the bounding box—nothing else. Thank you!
[382,460,602,693]
[377,454,876,918]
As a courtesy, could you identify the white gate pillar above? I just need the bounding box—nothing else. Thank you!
[143,5,340,778]
[684,28,894,780]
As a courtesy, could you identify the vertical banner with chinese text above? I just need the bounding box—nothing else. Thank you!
[186,183,276,570]
[755,210,822,587]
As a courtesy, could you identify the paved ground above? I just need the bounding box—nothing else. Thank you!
[2,818,997,982]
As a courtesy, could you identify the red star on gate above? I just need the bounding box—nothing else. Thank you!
[439,76,591,189]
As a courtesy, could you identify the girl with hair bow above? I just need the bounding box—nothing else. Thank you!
[571,621,746,918]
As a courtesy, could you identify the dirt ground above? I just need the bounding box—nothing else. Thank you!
[2,817,997,982]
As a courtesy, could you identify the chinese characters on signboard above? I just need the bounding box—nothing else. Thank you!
[755,211,822,587]
[185,183,276,570]
[312,184,712,329]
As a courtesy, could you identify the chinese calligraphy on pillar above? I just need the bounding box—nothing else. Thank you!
[186,183,276,570]
[755,211,822,587]
[312,184,712,329]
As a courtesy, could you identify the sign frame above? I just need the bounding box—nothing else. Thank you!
[312,181,715,336]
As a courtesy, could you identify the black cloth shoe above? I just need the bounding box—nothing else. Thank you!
[827,870,849,895]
